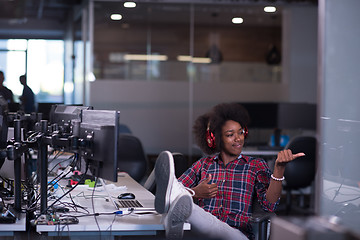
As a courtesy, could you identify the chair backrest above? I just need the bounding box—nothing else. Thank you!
[117,134,148,182]
[284,136,316,189]
[172,152,189,178]
[143,152,189,193]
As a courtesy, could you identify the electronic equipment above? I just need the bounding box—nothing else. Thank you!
[79,109,120,183]
[117,199,142,208]
[118,192,136,199]
[37,102,63,120]
[0,127,26,181]
[49,104,93,134]
[241,102,316,147]
[241,103,278,129]
[241,102,316,130]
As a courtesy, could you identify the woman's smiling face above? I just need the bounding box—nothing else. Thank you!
[221,120,246,159]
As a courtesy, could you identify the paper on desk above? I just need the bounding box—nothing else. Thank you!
[103,183,127,191]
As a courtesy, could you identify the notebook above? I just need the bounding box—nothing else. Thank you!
[101,179,155,213]
[116,199,155,213]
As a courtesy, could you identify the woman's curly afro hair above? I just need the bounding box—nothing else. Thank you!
[193,102,250,155]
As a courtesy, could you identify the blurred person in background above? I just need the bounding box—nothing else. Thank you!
[19,74,35,113]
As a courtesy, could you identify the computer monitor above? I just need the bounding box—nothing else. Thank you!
[241,103,278,128]
[79,109,120,182]
[49,104,93,134]
[277,103,317,130]
[241,102,316,130]
[37,102,63,120]
[0,127,26,180]
[7,103,20,112]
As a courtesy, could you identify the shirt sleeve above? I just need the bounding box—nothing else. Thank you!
[178,158,204,188]
[254,159,279,212]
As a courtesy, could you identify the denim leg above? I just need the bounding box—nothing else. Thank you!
[187,203,249,240]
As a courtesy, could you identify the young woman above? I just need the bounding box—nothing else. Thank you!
[154,102,304,240]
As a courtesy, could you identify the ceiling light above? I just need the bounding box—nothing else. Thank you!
[177,55,211,63]
[124,54,168,61]
[232,17,244,24]
[110,14,122,21]
[124,2,136,8]
[264,6,277,13]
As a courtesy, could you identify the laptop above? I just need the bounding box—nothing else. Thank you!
[101,179,156,213]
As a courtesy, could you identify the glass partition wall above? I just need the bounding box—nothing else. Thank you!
[85,0,283,158]
[91,2,282,83]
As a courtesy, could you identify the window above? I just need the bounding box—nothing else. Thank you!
[0,39,64,104]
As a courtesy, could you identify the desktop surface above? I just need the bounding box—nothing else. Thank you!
[0,212,26,235]
[36,172,190,236]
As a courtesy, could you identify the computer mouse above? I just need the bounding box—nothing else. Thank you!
[118,192,136,199]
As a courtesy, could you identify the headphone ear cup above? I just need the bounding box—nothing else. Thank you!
[244,127,249,138]
[206,130,216,148]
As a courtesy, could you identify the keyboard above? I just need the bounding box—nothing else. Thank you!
[117,199,143,208]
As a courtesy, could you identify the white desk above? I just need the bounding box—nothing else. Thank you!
[0,213,26,236]
[36,172,190,237]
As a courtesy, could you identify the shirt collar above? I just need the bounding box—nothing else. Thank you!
[213,153,244,162]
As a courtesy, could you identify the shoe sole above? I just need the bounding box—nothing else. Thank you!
[155,151,175,214]
[165,194,192,240]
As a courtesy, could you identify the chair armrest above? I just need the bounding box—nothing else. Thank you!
[250,210,276,223]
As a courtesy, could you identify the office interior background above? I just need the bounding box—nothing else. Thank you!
[0,0,359,237]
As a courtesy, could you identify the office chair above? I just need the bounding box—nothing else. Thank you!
[119,124,132,134]
[143,152,189,194]
[142,152,188,193]
[172,152,189,178]
[283,135,316,214]
[117,134,148,183]
[249,193,276,240]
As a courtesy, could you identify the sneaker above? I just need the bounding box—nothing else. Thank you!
[164,193,192,240]
[155,151,194,214]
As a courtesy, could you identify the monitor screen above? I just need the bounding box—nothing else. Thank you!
[240,102,278,128]
[79,109,120,182]
[37,102,63,120]
[240,102,316,130]
[277,103,317,130]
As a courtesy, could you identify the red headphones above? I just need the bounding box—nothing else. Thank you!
[206,122,249,149]
[243,127,249,138]
[206,122,216,148]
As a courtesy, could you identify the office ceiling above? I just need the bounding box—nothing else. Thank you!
[0,0,80,21]
[0,0,317,39]
[0,0,317,21]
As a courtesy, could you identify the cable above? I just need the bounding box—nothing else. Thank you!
[27,166,74,212]
[34,163,90,220]
[25,131,43,143]
[91,177,101,235]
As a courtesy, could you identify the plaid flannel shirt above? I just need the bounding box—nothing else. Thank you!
[178,153,279,237]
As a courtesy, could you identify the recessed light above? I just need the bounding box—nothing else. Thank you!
[264,6,277,13]
[232,17,244,24]
[111,14,122,21]
[124,2,136,8]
